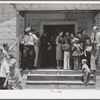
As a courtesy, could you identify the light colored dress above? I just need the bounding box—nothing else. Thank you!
[56,36,63,61]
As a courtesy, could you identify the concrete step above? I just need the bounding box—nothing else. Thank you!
[26,80,95,85]
[26,81,95,89]
[23,69,83,75]
[27,74,94,81]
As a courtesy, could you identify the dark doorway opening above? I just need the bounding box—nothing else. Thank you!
[44,25,75,41]
[42,25,75,68]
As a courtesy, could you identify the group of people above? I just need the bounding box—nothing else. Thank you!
[56,26,100,72]
[0,25,100,89]
[0,41,22,90]
[56,26,100,84]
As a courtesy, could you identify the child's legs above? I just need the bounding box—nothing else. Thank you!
[84,72,90,83]
[67,52,70,69]
[93,70,96,82]
[87,72,90,82]
[63,51,67,69]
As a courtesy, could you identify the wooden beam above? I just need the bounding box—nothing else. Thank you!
[15,4,100,11]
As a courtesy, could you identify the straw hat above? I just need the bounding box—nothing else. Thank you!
[93,26,98,30]
[81,59,87,63]
[25,27,32,32]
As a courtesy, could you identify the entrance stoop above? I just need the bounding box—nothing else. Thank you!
[25,69,95,89]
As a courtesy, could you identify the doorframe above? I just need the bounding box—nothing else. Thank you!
[40,21,78,37]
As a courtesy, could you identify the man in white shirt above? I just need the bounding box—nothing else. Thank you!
[91,26,100,68]
[22,27,38,70]
[0,49,9,89]
[91,26,100,49]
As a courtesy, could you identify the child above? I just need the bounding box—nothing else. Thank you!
[8,54,23,90]
[63,40,70,70]
[71,38,83,70]
[84,39,92,69]
[81,59,90,85]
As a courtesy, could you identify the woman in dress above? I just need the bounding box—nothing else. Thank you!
[56,31,63,69]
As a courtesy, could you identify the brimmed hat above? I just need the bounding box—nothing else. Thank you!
[25,27,32,32]
[93,26,98,30]
[81,59,87,63]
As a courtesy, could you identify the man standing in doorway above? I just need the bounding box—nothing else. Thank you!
[40,33,48,68]
[22,27,35,70]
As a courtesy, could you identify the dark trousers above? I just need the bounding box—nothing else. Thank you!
[41,49,48,68]
[19,44,24,68]
[22,45,35,70]
[0,77,7,89]
[85,52,91,69]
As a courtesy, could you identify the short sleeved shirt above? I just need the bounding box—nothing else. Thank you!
[82,64,90,73]
[0,60,9,77]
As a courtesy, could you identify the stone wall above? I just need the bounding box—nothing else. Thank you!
[0,4,17,57]
[25,11,94,37]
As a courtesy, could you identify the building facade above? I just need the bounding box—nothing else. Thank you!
[0,3,100,69]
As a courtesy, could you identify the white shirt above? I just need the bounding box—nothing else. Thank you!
[2,49,9,62]
[91,31,100,44]
[82,64,90,73]
[29,32,38,45]
[0,60,9,77]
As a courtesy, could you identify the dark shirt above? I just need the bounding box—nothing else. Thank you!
[40,35,48,50]
[62,36,71,45]
[82,35,90,41]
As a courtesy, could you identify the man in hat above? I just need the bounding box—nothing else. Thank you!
[21,27,38,70]
[91,26,100,68]
[91,26,100,47]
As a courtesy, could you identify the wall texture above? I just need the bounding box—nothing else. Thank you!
[0,4,17,57]
[25,11,94,36]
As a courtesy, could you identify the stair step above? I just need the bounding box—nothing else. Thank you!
[22,69,83,74]
[27,74,94,81]
[26,80,95,85]
[29,70,82,74]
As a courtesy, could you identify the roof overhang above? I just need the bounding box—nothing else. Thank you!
[12,4,100,11]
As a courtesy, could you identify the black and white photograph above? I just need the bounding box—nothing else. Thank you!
[0,1,100,94]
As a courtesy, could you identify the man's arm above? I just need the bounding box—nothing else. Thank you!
[9,41,18,51]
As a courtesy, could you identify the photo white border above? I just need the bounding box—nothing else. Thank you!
[0,1,100,99]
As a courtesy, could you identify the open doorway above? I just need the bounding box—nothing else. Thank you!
[42,25,75,68]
